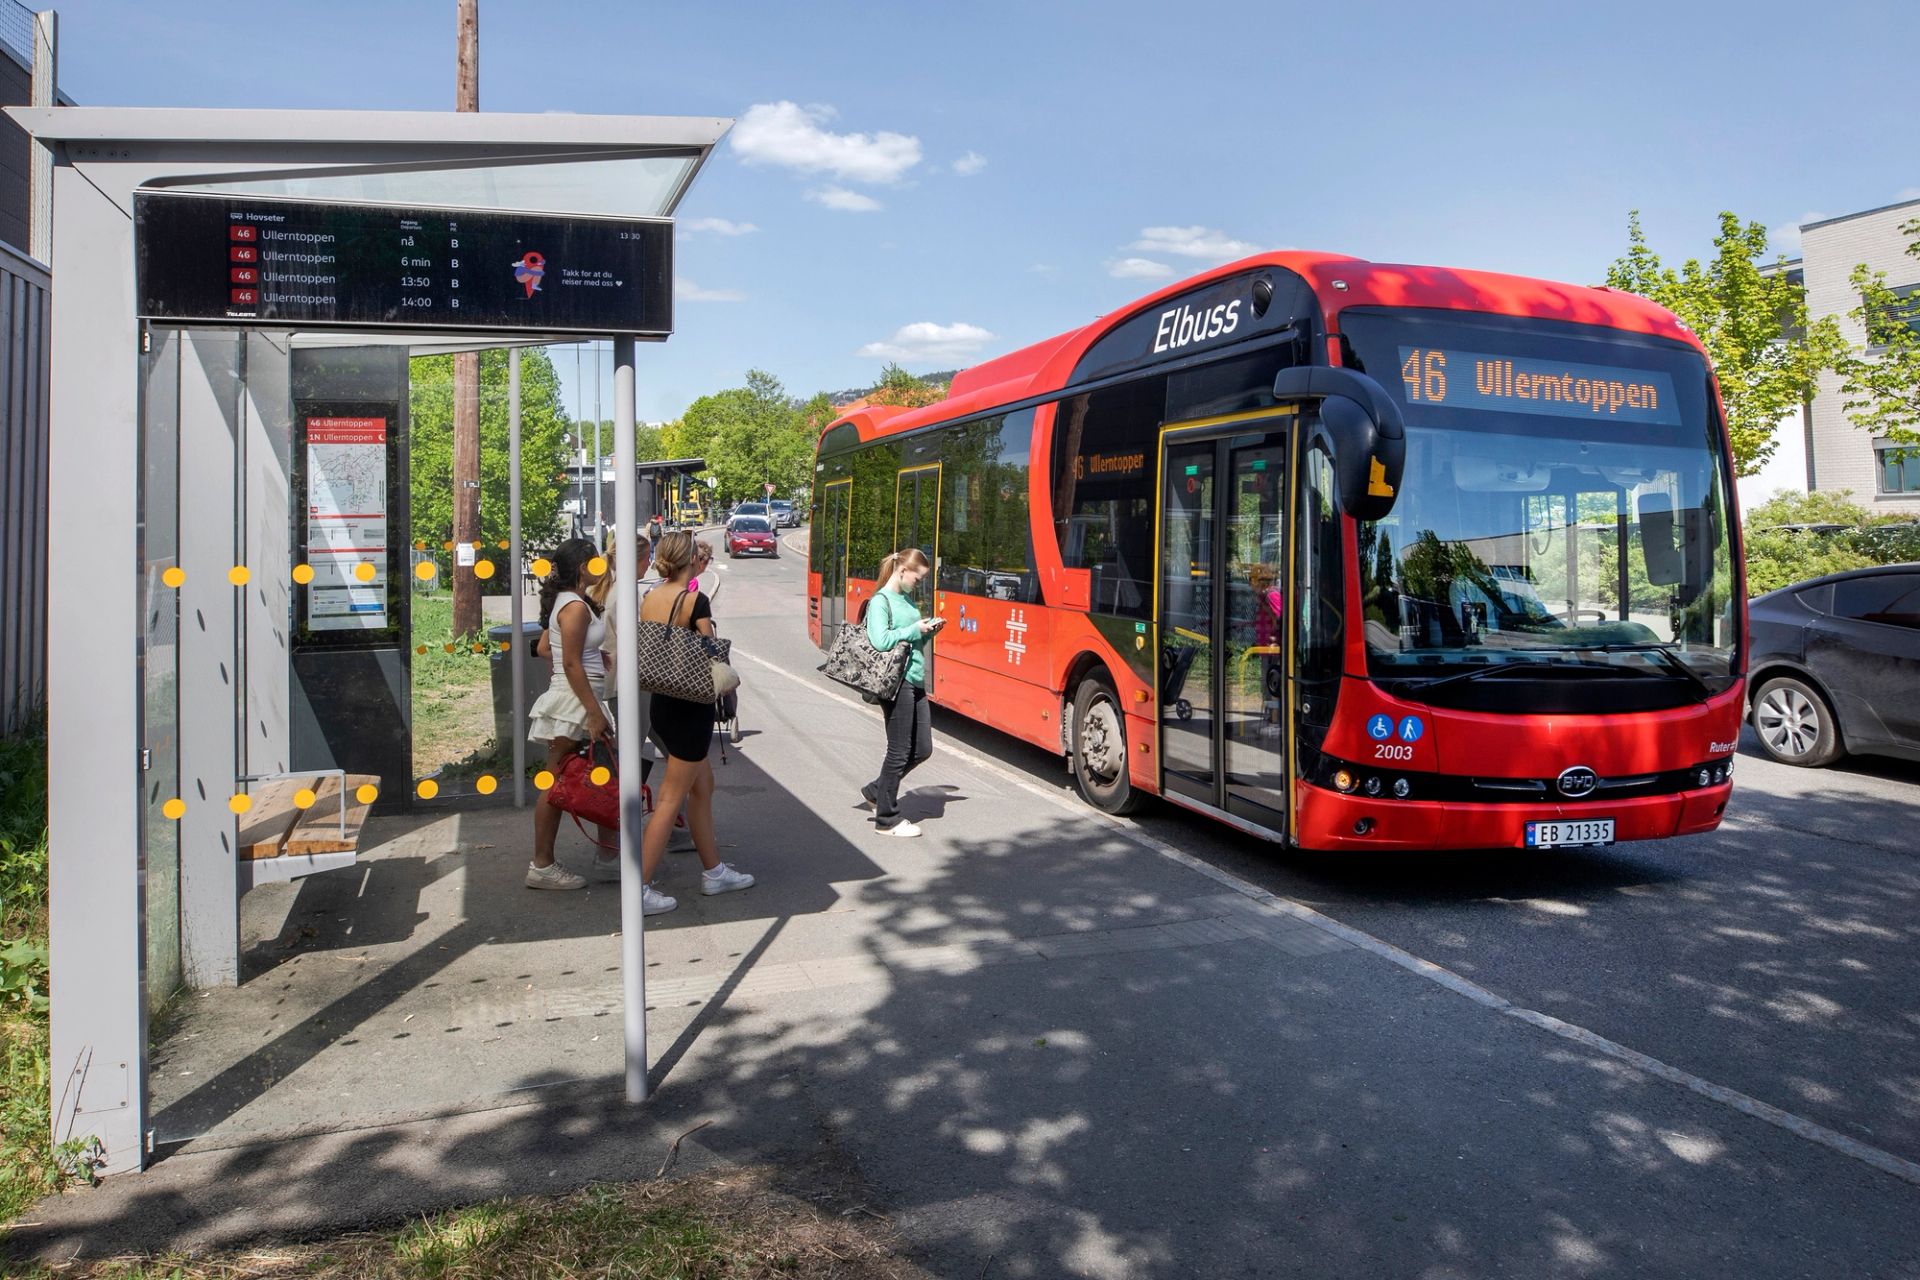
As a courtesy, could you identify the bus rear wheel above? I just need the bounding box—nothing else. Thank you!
[1073,677,1145,815]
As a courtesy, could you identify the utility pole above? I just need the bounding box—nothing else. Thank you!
[451,0,483,637]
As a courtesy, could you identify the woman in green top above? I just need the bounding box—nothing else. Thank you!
[862,548,944,836]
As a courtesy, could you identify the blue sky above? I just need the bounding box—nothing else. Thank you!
[59,0,1916,424]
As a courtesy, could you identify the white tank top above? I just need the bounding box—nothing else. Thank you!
[546,591,608,685]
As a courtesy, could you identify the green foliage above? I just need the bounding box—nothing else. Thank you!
[671,370,817,506]
[1606,211,1844,477]
[0,722,61,1227]
[867,360,948,408]
[1836,217,1920,444]
[1741,488,1920,594]
[408,348,572,585]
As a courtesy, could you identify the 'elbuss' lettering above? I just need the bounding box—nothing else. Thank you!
[1153,299,1241,354]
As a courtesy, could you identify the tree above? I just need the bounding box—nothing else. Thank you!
[409,348,571,596]
[867,361,948,408]
[1605,211,1843,476]
[671,370,816,505]
[1836,217,1920,446]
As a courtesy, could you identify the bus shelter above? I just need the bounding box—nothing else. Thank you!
[13,106,730,1175]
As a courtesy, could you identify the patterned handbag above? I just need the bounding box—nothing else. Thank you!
[633,588,730,703]
[818,594,909,702]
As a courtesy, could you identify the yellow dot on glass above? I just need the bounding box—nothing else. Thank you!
[229,793,253,815]
[291,563,315,584]
[590,765,611,786]
[473,560,495,581]
[444,643,456,653]
[415,561,436,581]
[443,540,454,551]
[587,556,608,576]
[533,770,555,790]
[228,565,251,586]
[162,798,186,820]
[293,788,317,810]
[417,779,439,800]
[475,775,498,795]
[162,566,186,589]
[472,643,486,654]
[471,541,483,551]
[416,644,428,655]
[497,539,509,550]
[355,784,378,805]
[355,562,376,583]
[531,558,552,577]
[499,640,511,652]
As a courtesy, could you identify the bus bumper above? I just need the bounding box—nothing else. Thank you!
[1293,783,1733,852]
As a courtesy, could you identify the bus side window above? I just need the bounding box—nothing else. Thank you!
[1295,445,1344,732]
[1051,382,1160,618]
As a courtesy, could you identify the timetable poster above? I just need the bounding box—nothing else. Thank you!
[305,415,389,631]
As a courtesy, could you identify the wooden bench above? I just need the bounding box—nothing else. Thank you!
[235,772,379,892]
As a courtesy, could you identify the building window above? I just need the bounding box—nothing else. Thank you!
[1877,442,1920,495]
[1864,282,1920,346]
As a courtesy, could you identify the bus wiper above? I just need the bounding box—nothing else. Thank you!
[1574,643,1714,700]
[1386,658,1597,697]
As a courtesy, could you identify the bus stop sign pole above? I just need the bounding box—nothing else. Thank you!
[612,334,648,1102]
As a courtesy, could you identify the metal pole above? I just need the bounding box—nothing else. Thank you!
[509,348,526,808]
[449,0,482,637]
[612,334,647,1102]
[593,341,604,539]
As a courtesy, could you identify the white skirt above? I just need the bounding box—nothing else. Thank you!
[528,683,604,744]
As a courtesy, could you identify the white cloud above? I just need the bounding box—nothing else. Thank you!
[857,322,996,362]
[676,278,745,302]
[679,217,758,236]
[1767,211,1827,260]
[1130,225,1259,260]
[807,185,883,213]
[1107,257,1175,280]
[953,151,987,176]
[731,101,921,184]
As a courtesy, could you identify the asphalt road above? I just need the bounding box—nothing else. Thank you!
[722,532,1920,1176]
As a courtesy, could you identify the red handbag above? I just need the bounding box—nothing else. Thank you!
[545,746,619,846]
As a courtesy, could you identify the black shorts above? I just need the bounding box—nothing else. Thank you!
[650,692,714,763]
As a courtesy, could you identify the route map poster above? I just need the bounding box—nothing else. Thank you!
[304,415,389,631]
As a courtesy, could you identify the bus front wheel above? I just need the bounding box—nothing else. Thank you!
[1073,678,1145,815]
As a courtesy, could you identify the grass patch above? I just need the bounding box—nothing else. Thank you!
[10,1167,927,1278]
[409,595,502,779]
[0,719,73,1228]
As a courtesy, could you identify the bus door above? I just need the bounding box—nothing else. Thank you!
[820,478,853,642]
[1157,415,1292,834]
[895,463,943,679]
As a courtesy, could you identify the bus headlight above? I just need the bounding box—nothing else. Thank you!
[1363,776,1383,797]
[1333,769,1357,793]
[1392,778,1411,799]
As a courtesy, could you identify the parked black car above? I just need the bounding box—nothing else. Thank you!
[1746,563,1920,766]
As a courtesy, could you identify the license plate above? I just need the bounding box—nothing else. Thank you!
[1525,818,1615,849]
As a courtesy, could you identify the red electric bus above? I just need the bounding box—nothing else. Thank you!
[808,253,1745,851]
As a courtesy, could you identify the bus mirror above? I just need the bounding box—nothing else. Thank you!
[1639,494,1681,585]
[1272,366,1407,522]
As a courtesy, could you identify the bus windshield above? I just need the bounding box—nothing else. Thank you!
[1339,308,1739,701]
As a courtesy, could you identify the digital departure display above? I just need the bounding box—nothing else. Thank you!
[135,192,673,336]
[1397,347,1680,425]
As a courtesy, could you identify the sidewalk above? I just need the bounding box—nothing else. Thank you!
[12,649,1920,1276]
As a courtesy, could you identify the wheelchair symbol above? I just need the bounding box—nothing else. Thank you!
[1367,714,1394,741]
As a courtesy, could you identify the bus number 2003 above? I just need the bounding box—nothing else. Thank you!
[1374,744,1414,761]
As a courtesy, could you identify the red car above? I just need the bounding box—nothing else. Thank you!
[726,516,779,558]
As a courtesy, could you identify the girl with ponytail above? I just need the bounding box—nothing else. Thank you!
[860,547,942,836]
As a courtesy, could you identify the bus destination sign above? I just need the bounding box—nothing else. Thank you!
[135,193,673,336]
[1397,347,1679,425]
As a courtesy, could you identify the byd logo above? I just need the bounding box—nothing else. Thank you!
[1556,766,1599,798]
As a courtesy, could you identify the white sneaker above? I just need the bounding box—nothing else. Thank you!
[700,863,756,896]
[526,860,586,891]
[642,884,678,915]
[591,854,621,881]
[882,820,923,838]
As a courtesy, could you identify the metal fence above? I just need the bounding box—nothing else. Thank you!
[0,238,47,734]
